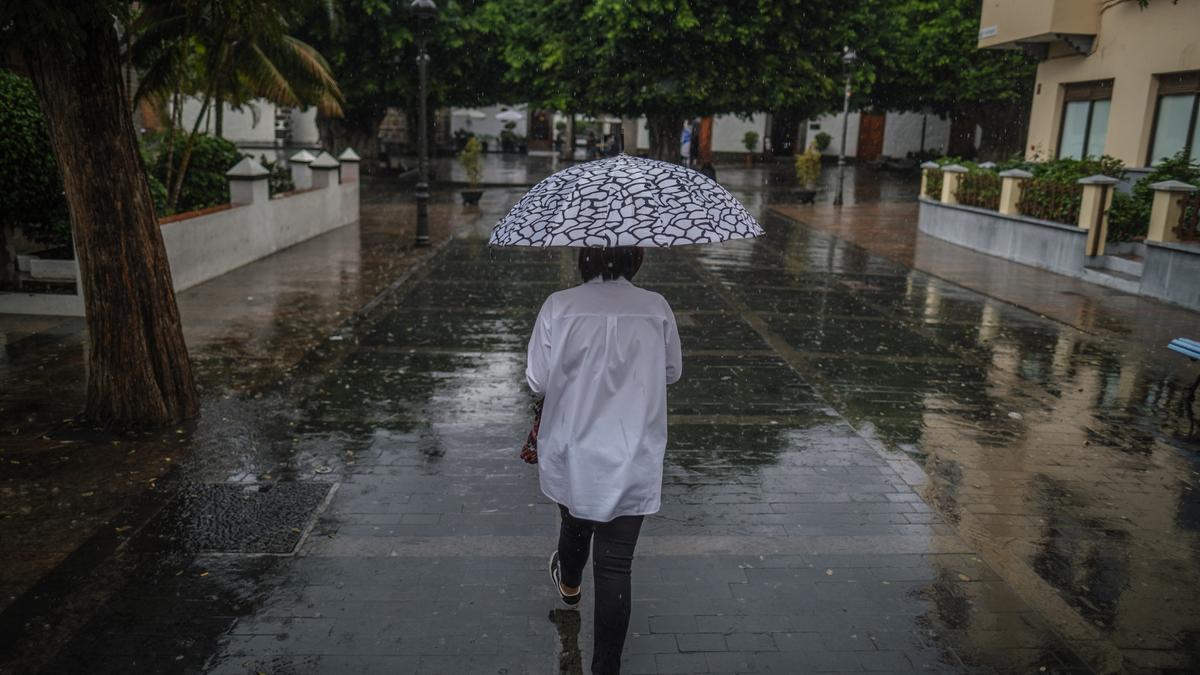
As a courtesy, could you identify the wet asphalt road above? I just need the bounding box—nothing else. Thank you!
[3,165,1200,674]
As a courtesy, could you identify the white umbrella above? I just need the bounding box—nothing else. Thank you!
[495,110,525,122]
[489,155,763,248]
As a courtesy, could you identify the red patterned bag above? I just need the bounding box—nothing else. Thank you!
[520,399,543,464]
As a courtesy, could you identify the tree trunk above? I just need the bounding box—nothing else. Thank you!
[169,92,212,210]
[646,114,682,163]
[215,100,224,138]
[1,225,17,286]
[20,12,199,426]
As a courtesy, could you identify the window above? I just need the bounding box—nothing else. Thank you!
[1148,71,1200,165]
[1058,80,1113,160]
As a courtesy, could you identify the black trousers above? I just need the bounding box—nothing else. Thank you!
[557,504,644,675]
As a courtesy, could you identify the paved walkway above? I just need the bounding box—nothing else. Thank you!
[2,170,1199,674]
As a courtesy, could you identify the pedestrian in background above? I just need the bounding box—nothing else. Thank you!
[527,247,682,674]
[688,119,701,168]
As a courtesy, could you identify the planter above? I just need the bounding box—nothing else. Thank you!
[30,258,78,281]
[793,188,818,204]
[460,189,484,206]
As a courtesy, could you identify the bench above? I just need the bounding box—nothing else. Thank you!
[1169,337,1200,361]
[1169,338,1200,435]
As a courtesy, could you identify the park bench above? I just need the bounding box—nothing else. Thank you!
[1169,338,1200,435]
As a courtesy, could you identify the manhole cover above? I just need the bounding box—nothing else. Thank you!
[137,482,334,555]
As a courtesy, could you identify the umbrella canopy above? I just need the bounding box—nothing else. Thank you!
[489,155,764,248]
[495,110,524,122]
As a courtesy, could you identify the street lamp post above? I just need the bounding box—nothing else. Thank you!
[833,46,857,207]
[411,0,438,247]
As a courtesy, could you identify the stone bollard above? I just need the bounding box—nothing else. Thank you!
[1077,175,1121,257]
[309,152,341,189]
[1146,180,1198,243]
[919,161,939,198]
[939,164,969,205]
[289,149,316,190]
[998,169,1033,216]
[226,156,270,205]
[338,148,361,182]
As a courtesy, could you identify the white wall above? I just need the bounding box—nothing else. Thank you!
[809,113,861,157]
[175,98,320,156]
[162,177,358,291]
[287,107,321,146]
[178,98,271,146]
[710,114,768,154]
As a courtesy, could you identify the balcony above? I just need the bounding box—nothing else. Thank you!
[978,0,1099,58]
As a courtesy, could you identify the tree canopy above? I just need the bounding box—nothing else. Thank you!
[298,0,520,151]
[504,0,875,118]
[867,0,1035,116]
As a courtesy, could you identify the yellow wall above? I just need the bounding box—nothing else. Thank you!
[978,0,1098,50]
[1023,1,1200,166]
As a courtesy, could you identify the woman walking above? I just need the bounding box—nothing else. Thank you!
[526,246,682,674]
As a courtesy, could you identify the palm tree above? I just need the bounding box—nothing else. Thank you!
[131,0,344,209]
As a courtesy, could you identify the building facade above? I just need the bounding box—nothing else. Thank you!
[979,0,1200,169]
[171,99,322,160]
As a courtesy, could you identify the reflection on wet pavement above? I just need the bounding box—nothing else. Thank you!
[1,166,1198,674]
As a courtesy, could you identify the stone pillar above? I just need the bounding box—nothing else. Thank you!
[939,164,968,205]
[1077,175,1120,257]
[338,148,361,182]
[998,169,1033,216]
[1146,179,1198,243]
[310,151,341,189]
[226,156,269,205]
[919,161,939,198]
[289,149,315,190]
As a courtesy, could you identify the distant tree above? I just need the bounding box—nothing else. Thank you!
[868,0,1037,159]
[131,0,344,210]
[2,0,199,426]
[502,0,877,161]
[298,0,519,161]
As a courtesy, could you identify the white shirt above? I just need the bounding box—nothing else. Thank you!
[526,277,682,522]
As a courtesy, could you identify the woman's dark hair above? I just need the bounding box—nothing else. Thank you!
[579,247,644,282]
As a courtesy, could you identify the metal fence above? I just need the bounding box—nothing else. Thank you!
[956,172,1002,211]
[1018,180,1083,226]
[1177,191,1200,241]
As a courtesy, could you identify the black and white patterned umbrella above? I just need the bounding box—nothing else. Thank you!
[489,155,764,247]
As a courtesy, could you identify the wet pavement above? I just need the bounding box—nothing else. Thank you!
[1,161,1199,674]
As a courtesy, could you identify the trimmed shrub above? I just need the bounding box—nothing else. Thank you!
[813,132,832,153]
[0,69,71,247]
[1018,156,1125,226]
[924,168,943,199]
[1178,191,1200,241]
[146,131,240,214]
[259,155,296,197]
[742,131,760,153]
[956,171,1002,211]
[1107,151,1199,242]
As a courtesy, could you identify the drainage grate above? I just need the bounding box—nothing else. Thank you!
[136,482,334,555]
